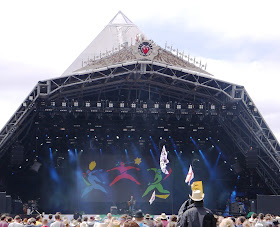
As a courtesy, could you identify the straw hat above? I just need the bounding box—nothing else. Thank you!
[160,213,167,220]
[95,215,101,221]
[110,220,120,227]
[95,223,108,227]
[189,190,204,201]
[145,214,151,219]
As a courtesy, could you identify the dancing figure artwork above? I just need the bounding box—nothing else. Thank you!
[142,168,171,199]
[107,162,141,186]
[82,161,107,198]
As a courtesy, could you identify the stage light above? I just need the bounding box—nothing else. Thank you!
[199,104,204,109]
[51,101,55,107]
[29,96,33,101]
[120,102,124,108]
[222,105,226,110]
[180,151,182,153]
[74,101,79,107]
[85,102,91,107]
[131,103,136,108]
[143,103,147,108]
[192,151,194,153]
[62,102,66,107]
[230,168,233,171]
[210,104,215,110]
[177,104,181,109]
[26,159,28,161]
[107,135,110,138]
[217,140,220,142]
[224,161,227,163]
[188,104,193,109]
[209,137,212,139]
[160,137,162,140]
[212,145,214,148]
[190,136,192,139]
[23,102,27,107]
[254,107,258,112]
[109,102,113,108]
[154,103,159,109]
[232,105,237,110]
[33,150,36,152]
[97,102,102,107]
[166,103,170,109]
[19,166,22,168]
[169,136,171,138]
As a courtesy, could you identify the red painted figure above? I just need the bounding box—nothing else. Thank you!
[107,162,141,186]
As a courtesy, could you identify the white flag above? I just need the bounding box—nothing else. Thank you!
[185,165,194,185]
[149,190,156,205]
[160,145,169,174]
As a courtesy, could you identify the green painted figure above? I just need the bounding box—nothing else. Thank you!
[142,168,170,197]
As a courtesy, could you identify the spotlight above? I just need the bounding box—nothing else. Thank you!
[74,101,79,107]
[131,103,136,108]
[166,103,170,109]
[222,105,226,110]
[143,103,147,109]
[154,103,159,109]
[180,151,182,153]
[199,104,204,110]
[97,102,102,107]
[176,104,181,109]
[210,104,215,110]
[62,102,67,107]
[192,151,194,153]
[116,136,119,139]
[188,104,193,109]
[51,101,56,107]
[109,102,113,108]
[224,161,227,164]
[85,101,91,107]
[120,102,125,108]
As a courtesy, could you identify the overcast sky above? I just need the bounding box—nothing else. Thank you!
[0,0,279,141]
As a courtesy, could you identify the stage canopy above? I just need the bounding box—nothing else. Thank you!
[0,11,280,214]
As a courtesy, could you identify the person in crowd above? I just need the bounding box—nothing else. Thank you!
[104,214,113,224]
[219,218,235,227]
[70,220,79,227]
[9,216,23,227]
[134,211,148,227]
[26,218,37,227]
[35,215,42,226]
[143,214,153,227]
[167,215,177,227]
[160,214,168,227]
[63,218,70,227]
[93,216,102,227]
[0,215,8,227]
[23,219,28,225]
[47,215,54,227]
[119,215,127,227]
[249,213,257,224]
[177,190,216,227]
[241,220,251,227]
[41,219,49,227]
[255,213,265,226]
[236,216,245,227]
[87,217,95,227]
[81,217,88,227]
[6,218,13,225]
[123,221,139,227]
[50,214,65,227]
[74,212,81,221]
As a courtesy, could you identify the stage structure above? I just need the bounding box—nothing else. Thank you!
[0,11,280,213]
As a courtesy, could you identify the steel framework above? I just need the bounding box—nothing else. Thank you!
[1,59,280,193]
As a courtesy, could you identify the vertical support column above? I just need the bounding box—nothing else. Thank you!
[47,80,51,95]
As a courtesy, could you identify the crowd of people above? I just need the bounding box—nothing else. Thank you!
[1,210,280,227]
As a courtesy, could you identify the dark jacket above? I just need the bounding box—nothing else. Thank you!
[178,201,216,227]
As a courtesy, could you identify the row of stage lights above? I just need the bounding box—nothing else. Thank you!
[40,100,238,111]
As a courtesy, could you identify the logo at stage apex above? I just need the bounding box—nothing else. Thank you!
[138,41,153,56]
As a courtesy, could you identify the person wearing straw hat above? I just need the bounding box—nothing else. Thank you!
[177,189,216,227]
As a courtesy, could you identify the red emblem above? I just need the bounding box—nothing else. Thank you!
[138,41,153,56]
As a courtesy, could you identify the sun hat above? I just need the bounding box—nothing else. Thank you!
[189,190,204,201]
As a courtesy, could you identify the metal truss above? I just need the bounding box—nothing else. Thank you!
[0,61,280,193]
